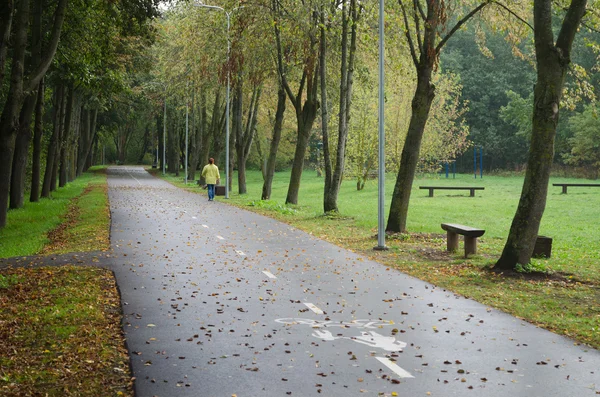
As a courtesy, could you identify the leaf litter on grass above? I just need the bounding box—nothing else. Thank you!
[0,266,132,397]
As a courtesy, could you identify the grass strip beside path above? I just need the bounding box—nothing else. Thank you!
[0,167,110,258]
[157,169,600,349]
[0,266,132,396]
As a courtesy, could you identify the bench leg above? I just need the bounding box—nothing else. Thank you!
[470,189,475,197]
[562,186,567,194]
[446,232,459,252]
[464,237,477,257]
[429,188,434,197]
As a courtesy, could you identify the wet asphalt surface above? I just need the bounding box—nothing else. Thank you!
[103,166,599,397]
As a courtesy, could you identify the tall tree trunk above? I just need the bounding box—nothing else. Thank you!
[0,0,14,90]
[495,0,587,270]
[136,124,152,164]
[0,0,68,228]
[261,85,286,200]
[59,86,75,187]
[271,0,319,205]
[386,67,435,232]
[322,0,359,213]
[10,86,38,209]
[30,78,44,202]
[320,5,333,211]
[0,0,30,228]
[232,79,244,192]
[43,84,64,197]
[76,108,90,176]
[285,98,319,205]
[188,85,200,181]
[76,107,97,175]
[235,82,261,195]
[385,0,489,233]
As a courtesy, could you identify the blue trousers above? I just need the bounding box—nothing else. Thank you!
[207,184,215,200]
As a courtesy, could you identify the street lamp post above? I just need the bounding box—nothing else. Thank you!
[194,2,243,199]
[163,97,167,175]
[185,85,189,184]
[374,0,388,251]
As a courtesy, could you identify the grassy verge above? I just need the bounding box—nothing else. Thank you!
[0,266,131,396]
[157,168,600,349]
[0,167,130,396]
[0,167,110,258]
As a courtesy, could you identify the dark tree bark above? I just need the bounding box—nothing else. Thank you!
[0,0,14,89]
[11,0,44,207]
[0,0,30,227]
[59,86,75,187]
[319,5,333,210]
[77,108,98,176]
[234,81,261,195]
[495,0,587,270]
[188,86,200,181]
[271,0,320,205]
[30,79,44,202]
[136,123,152,165]
[203,88,225,182]
[261,84,286,200]
[10,87,38,209]
[386,0,489,233]
[43,84,64,197]
[0,0,68,227]
[323,0,359,213]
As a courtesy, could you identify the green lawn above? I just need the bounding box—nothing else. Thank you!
[161,168,600,348]
[0,167,110,258]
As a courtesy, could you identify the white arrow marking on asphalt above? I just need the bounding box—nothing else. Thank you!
[216,235,224,240]
[304,303,324,315]
[375,357,414,378]
[236,250,245,256]
[262,270,277,279]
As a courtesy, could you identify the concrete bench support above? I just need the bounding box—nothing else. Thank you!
[441,223,485,258]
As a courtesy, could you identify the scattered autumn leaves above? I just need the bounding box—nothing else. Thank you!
[0,266,132,396]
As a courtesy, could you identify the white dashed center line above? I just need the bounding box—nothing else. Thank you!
[216,235,224,240]
[303,303,324,315]
[202,225,209,228]
[262,270,277,279]
[236,250,245,256]
[191,216,197,219]
[375,357,414,378]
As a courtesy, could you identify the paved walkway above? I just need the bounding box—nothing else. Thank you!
[10,165,599,397]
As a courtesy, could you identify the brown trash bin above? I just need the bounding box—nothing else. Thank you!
[532,236,552,258]
[215,185,226,196]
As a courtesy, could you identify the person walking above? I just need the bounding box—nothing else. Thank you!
[201,158,220,201]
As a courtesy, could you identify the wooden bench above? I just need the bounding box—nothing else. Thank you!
[420,186,484,197]
[553,183,600,194]
[441,223,485,258]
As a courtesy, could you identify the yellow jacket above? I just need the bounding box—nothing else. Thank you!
[201,164,220,185]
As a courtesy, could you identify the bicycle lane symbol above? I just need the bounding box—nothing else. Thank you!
[275,318,414,378]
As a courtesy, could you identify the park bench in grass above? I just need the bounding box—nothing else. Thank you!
[420,186,484,197]
[553,183,600,194]
[441,223,485,258]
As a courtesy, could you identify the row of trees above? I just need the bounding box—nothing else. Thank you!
[1,0,598,271]
[0,0,162,228]
[147,0,597,269]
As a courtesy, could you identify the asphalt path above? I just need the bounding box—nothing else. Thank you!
[107,166,599,397]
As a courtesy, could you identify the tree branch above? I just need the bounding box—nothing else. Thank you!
[435,1,490,55]
[399,0,419,67]
[412,0,423,57]
[26,0,68,93]
[490,1,534,31]
[556,0,588,55]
